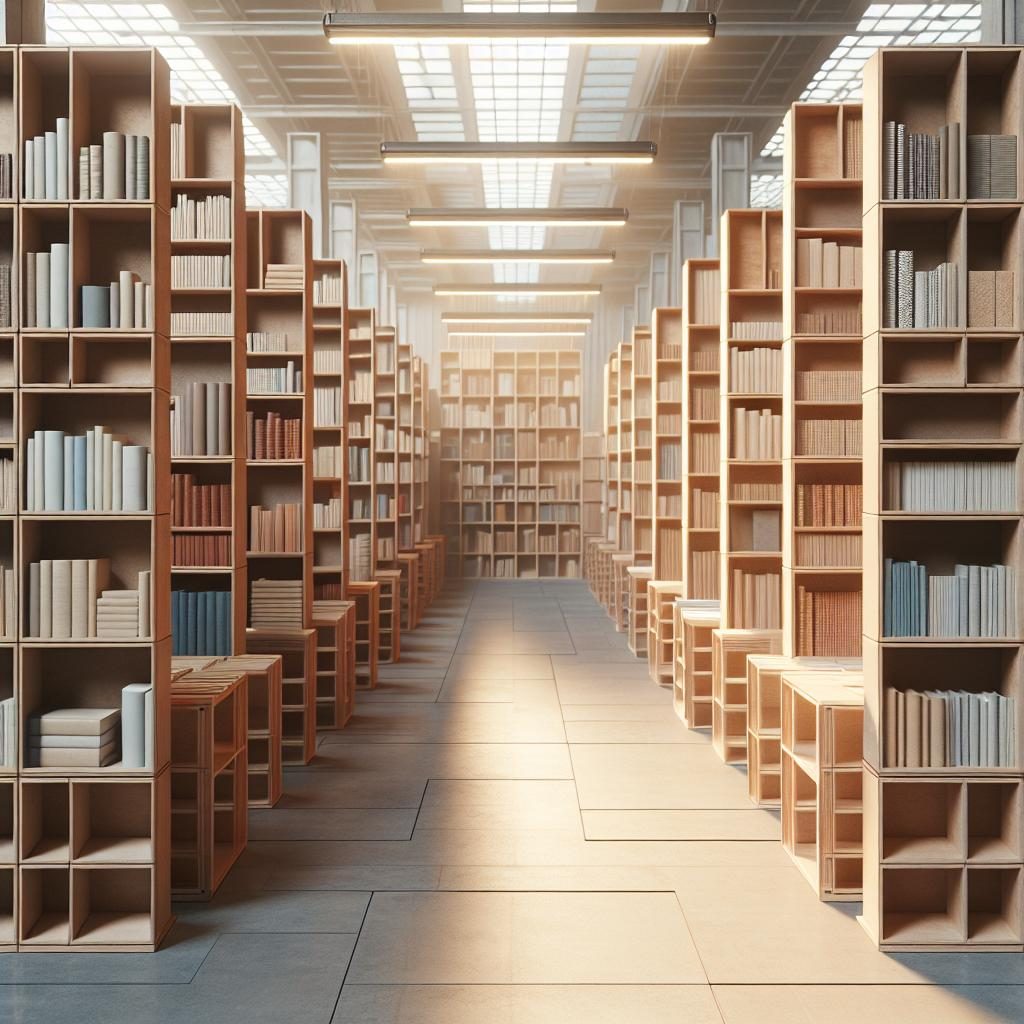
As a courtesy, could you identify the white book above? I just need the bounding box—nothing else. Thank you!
[39,558,52,638]
[118,270,135,329]
[49,242,69,329]
[89,144,102,199]
[101,427,112,512]
[42,429,64,511]
[30,706,119,736]
[70,558,88,638]
[109,281,120,329]
[35,251,50,329]
[121,681,151,769]
[125,135,136,200]
[44,130,57,200]
[62,434,74,510]
[25,436,35,512]
[55,117,69,200]
[32,136,44,198]
[85,428,95,509]
[34,726,118,749]
[28,560,39,637]
[137,569,150,638]
[102,131,125,199]
[111,440,122,513]
[133,281,145,329]
[23,138,34,200]
[52,559,71,639]
[122,445,147,512]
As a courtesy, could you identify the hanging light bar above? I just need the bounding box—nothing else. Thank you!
[446,330,588,338]
[324,12,715,46]
[382,141,655,165]
[433,285,601,297]
[441,313,593,325]
[408,208,628,227]
[422,249,614,265]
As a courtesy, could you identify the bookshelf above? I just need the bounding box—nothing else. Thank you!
[374,567,400,663]
[604,352,619,549]
[861,45,1024,951]
[652,307,684,582]
[681,605,719,728]
[582,431,604,540]
[349,578,379,688]
[168,103,246,660]
[345,306,375,586]
[397,340,414,558]
[413,355,428,550]
[245,626,314,764]
[711,627,782,763]
[222,652,281,807]
[373,325,398,572]
[15,45,173,951]
[311,601,354,729]
[647,579,683,686]
[438,348,582,578]
[782,101,864,662]
[632,326,653,570]
[626,563,651,656]
[616,340,633,554]
[682,258,722,601]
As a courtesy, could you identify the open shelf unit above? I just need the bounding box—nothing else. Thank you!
[651,307,683,583]
[782,101,864,661]
[861,45,1024,951]
[582,431,604,540]
[169,102,246,660]
[373,324,398,572]
[413,355,428,551]
[627,563,651,656]
[311,600,354,729]
[781,668,865,901]
[647,579,683,686]
[682,258,722,602]
[345,306,375,587]
[616,339,633,555]
[671,600,719,726]
[348,579,379,688]
[14,45,173,951]
[438,347,582,578]
[245,626,314,764]
[604,351,619,551]
[631,325,653,571]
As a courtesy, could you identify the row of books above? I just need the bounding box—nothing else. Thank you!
[966,133,1017,200]
[171,475,231,528]
[731,407,782,461]
[313,581,344,601]
[26,560,151,640]
[374,423,395,450]
[730,347,781,395]
[883,459,1014,513]
[249,577,302,628]
[28,686,152,769]
[690,385,719,421]
[171,311,232,336]
[796,586,861,657]
[795,532,861,568]
[690,549,720,600]
[249,502,303,553]
[883,120,960,200]
[23,119,70,201]
[655,526,682,577]
[171,382,232,457]
[884,559,1017,638]
[538,504,580,523]
[376,341,395,373]
[0,263,9,329]
[314,347,343,374]
[657,378,682,402]
[884,253,959,329]
[313,274,343,305]
[966,270,1015,329]
[795,239,862,289]
[796,308,862,335]
[170,193,232,241]
[658,442,682,481]
[690,432,719,474]
[0,154,12,201]
[691,267,721,325]
[730,321,782,341]
[172,533,230,567]
[538,438,580,460]
[731,569,781,630]
[80,272,154,330]
[732,480,782,501]
[171,254,231,289]
[795,418,862,457]
[313,497,342,529]
[538,405,580,428]
[24,427,151,513]
[263,264,303,291]
[171,589,233,657]
[312,444,340,476]
[246,411,301,461]
[0,458,13,513]
[0,567,13,639]
[691,347,719,372]
[77,133,150,201]
[24,244,70,329]
[657,412,682,434]
[246,331,296,353]
[691,487,719,529]
[348,534,372,582]
[843,114,863,179]
[884,688,1016,769]
[795,370,862,402]
[247,363,301,394]
[795,483,862,527]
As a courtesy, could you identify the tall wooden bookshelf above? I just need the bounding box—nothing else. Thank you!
[169,103,246,659]
[720,208,784,630]
[652,308,683,581]
[345,306,375,586]
[782,102,864,661]
[604,353,619,547]
[373,324,398,571]
[413,355,428,548]
[582,431,604,540]
[632,326,653,570]
[861,45,1024,951]
[616,339,634,554]
[397,340,414,556]
[438,347,581,578]
[15,46,173,950]
[244,209,314,762]
[682,258,722,601]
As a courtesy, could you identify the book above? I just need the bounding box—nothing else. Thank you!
[29,707,120,736]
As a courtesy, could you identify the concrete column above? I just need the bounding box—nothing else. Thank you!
[710,132,751,256]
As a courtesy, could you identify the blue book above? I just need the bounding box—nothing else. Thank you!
[73,434,87,510]
[185,591,197,655]
[204,591,216,655]
[884,557,893,636]
[196,592,207,654]
[214,591,228,656]
[918,563,928,636]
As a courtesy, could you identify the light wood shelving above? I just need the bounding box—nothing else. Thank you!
[648,580,683,686]
[345,306,375,586]
[652,307,684,583]
[245,626,314,764]
[604,351,619,550]
[582,431,604,540]
[632,326,653,569]
[711,627,782,763]
[627,563,651,656]
[616,340,633,555]
[311,601,354,729]
[681,605,720,728]
[861,45,1024,951]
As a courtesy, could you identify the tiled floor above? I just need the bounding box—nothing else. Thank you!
[3,579,1022,1022]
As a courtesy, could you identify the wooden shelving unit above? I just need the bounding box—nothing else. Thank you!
[604,351,619,550]
[781,668,865,901]
[782,101,864,661]
[861,45,1024,951]
[626,564,651,656]
[169,103,246,660]
[219,653,281,808]
[632,326,653,569]
[652,307,684,582]
[14,45,173,951]
[582,431,604,540]
[311,601,354,729]
[345,306,375,586]
[682,258,722,601]
[169,663,247,901]
[373,324,398,572]
[245,626,314,764]
[374,567,400,663]
[413,356,429,551]
[647,579,683,685]
[681,605,720,728]
[439,348,582,578]
[348,578,379,689]
[616,340,633,554]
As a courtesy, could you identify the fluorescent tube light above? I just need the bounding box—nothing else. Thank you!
[422,249,614,265]
[408,208,628,227]
[441,314,593,325]
[447,330,587,338]
[434,285,601,297]
[382,141,655,165]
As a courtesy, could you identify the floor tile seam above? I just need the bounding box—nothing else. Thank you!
[328,891,375,1021]
[433,582,477,699]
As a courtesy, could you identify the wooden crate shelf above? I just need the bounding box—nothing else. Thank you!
[627,564,651,657]
[169,664,247,901]
[711,627,782,764]
[611,553,633,633]
[397,550,420,632]
[781,668,865,902]
[345,306,376,587]
[582,431,604,540]
[245,627,314,765]
[311,599,354,730]
[349,579,379,689]
[652,308,684,582]
[374,567,401,664]
[672,599,719,726]
[647,579,682,685]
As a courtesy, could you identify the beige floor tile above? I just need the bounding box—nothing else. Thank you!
[565,718,703,743]
[248,808,417,840]
[446,653,555,679]
[435,676,560,704]
[561,703,682,722]
[333,984,723,1024]
[416,779,582,832]
[582,808,781,841]
[456,633,576,655]
[713,984,1022,1024]
[346,891,708,984]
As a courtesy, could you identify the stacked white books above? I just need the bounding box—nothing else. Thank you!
[313,273,343,304]
[24,427,152,512]
[249,578,303,629]
[884,459,1016,513]
[23,118,70,200]
[27,707,120,768]
[170,193,232,240]
[0,696,14,768]
[26,561,151,640]
[23,242,70,329]
[246,331,291,353]
[349,533,372,582]
[76,132,150,200]
[80,269,153,329]
[263,264,303,290]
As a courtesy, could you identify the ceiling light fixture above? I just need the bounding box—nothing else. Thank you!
[382,141,656,165]
[324,12,715,46]
[447,330,587,339]
[408,208,628,227]
[422,249,614,265]
[441,314,593,325]
[433,285,601,297]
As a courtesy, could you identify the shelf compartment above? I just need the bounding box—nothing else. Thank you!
[881,779,964,862]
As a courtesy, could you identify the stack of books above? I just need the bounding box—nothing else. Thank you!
[79,270,153,330]
[730,569,781,630]
[885,688,1016,768]
[25,426,152,512]
[263,264,303,290]
[795,370,862,402]
[171,474,231,527]
[24,242,70,328]
[97,586,144,639]
[730,321,782,341]
[23,118,70,200]
[171,382,232,457]
[170,193,232,240]
[249,578,303,628]
[730,348,781,394]
[313,497,343,529]
[731,407,782,460]
[171,590,233,656]
[795,417,862,457]
[884,251,960,329]
[796,586,861,656]
[843,115,863,178]
[76,132,150,200]
[349,533,372,582]
[171,311,232,336]
[795,533,861,568]
[27,707,120,768]
[246,411,301,460]
[246,331,292,353]
[883,459,1015,513]
[966,133,1017,199]
[313,273,343,304]
[882,120,960,199]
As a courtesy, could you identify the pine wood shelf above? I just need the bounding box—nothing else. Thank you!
[245,627,314,765]
[311,599,354,729]
[647,579,682,685]
[672,600,719,727]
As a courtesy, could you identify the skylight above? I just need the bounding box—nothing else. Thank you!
[572,49,641,142]
[394,44,466,141]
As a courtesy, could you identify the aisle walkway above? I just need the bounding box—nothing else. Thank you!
[2,580,1021,1022]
